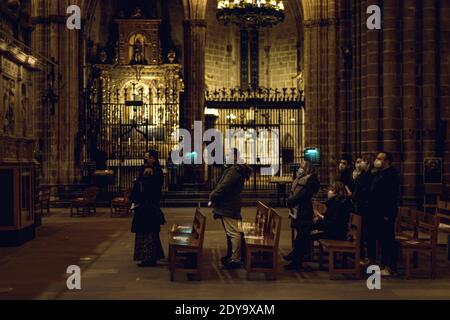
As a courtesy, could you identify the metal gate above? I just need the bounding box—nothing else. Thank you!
[83,84,182,193]
[205,88,305,191]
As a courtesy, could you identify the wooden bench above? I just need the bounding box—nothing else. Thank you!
[399,210,438,279]
[36,186,51,217]
[110,189,132,217]
[319,213,362,279]
[70,186,99,217]
[435,200,450,261]
[243,208,282,280]
[169,208,206,281]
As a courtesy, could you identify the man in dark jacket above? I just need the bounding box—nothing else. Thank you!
[369,151,400,276]
[337,154,354,192]
[209,148,252,269]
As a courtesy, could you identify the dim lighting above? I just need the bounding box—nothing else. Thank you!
[217,0,285,28]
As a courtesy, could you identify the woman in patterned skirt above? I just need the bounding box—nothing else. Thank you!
[130,149,166,267]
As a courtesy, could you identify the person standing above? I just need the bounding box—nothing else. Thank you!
[284,161,320,271]
[352,153,376,265]
[209,148,252,269]
[369,151,400,276]
[337,154,354,193]
[130,149,166,267]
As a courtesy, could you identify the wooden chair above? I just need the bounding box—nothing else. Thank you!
[36,186,51,216]
[110,189,132,217]
[169,209,206,281]
[244,208,282,280]
[319,213,362,279]
[399,210,438,279]
[435,200,450,261]
[396,207,418,242]
[70,186,99,217]
[255,201,270,234]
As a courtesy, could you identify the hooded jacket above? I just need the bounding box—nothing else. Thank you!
[210,164,253,219]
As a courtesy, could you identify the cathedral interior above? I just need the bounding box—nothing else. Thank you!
[1,0,450,301]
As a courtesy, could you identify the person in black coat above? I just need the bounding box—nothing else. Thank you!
[369,151,400,276]
[312,181,352,241]
[130,149,165,267]
[284,161,320,271]
[337,154,354,193]
[352,153,376,264]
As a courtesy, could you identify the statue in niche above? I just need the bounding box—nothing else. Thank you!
[3,80,15,135]
[130,34,147,65]
[21,84,29,137]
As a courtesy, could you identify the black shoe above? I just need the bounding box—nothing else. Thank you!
[284,262,303,271]
[138,260,157,267]
[224,261,242,270]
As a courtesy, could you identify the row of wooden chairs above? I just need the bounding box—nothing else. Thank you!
[70,186,99,217]
[396,207,439,279]
[243,202,283,280]
[434,200,450,261]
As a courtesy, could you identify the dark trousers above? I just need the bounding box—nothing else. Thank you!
[292,226,312,263]
[380,218,398,270]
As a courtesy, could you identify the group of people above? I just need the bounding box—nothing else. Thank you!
[129,148,399,278]
[285,152,400,276]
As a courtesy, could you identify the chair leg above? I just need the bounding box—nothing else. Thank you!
[354,251,361,279]
[169,246,175,282]
[405,249,411,280]
[245,246,252,281]
[328,250,335,280]
[319,245,324,270]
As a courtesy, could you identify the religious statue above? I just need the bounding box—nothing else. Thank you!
[3,80,16,135]
[131,39,146,65]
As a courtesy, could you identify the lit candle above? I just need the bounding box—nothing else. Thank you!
[278,1,284,10]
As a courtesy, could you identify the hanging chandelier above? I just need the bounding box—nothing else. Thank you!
[217,0,285,28]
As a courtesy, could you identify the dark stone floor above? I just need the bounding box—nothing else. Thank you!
[0,207,449,300]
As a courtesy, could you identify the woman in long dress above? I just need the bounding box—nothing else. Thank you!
[130,149,165,267]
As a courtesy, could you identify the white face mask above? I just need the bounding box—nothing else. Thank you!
[328,190,336,199]
[374,159,383,169]
[297,168,305,177]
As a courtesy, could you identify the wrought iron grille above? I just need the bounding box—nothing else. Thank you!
[83,85,182,193]
[205,87,305,191]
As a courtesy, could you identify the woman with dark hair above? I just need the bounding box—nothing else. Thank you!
[352,153,376,265]
[284,161,320,271]
[130,149,165,267]
[312,181,352,241]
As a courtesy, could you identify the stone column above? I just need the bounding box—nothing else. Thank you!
[381,0,402,160]
[183,19,206,184]
[401,1,419,205]
[365,0,383,153]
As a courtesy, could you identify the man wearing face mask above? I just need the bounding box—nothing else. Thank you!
[369,152,400,276]
[352,153,376,265]
[284,161,320,271]
[337,154,354,193]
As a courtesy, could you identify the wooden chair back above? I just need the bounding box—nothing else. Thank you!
[38,186,51,202]
[193,209,207,249]
[436,200,450,225]
[396,207,418,239]
[416,210,439,246]
[84,187,99,202]
[267,209,282,248]
[255,201,270,233]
